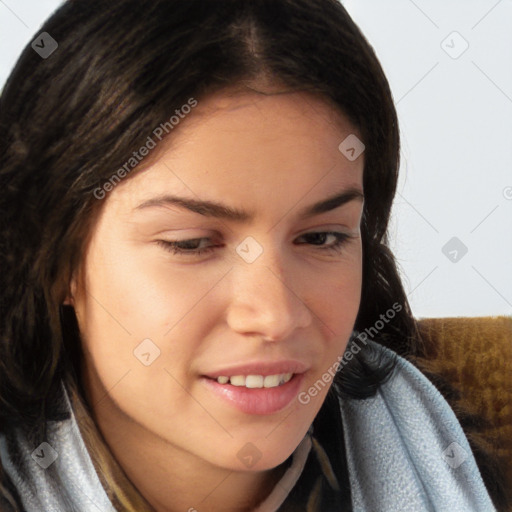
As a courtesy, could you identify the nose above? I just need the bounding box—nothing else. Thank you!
[225,244,312,342]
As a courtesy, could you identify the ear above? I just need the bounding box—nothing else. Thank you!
[62,274,78,306]
[62,296,74,306]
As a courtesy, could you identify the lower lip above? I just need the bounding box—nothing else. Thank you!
[200,373,305,415]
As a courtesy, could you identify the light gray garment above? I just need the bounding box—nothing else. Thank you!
[339,341,496,511]
[0,339,497,511]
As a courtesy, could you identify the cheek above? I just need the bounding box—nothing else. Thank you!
[75,255,219,425]
[75,251,245,421]
[297,269,362,414]
[309,251,362,337]
[310,256,363,380]
[81,240,223,340]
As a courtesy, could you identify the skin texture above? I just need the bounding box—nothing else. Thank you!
[68,89,364,512]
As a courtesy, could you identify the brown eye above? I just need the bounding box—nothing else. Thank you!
[295,231,351,254]
[157,238,218,256]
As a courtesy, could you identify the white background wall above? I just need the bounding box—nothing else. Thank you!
[1,0,511,319]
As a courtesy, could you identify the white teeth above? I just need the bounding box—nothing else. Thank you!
[281,373,293,384]
[216,373,294,388]
[229,375,246,387]
[263,374,280,388]
[245,375,264,388]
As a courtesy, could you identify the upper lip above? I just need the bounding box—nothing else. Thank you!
[203,360,309,378]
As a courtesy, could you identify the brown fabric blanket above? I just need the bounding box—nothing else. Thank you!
[412,316,512,511]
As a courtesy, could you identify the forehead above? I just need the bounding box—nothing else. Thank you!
[107,90,364,214]
[174,89,359,152]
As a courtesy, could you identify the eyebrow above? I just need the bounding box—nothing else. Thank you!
[134,187,364,221]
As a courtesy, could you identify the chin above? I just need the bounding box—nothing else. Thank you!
[210,427,309,473]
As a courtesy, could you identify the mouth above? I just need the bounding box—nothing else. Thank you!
[200,366,306,415]
[211,373,294,388]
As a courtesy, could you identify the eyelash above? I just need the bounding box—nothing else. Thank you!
[156,231,352,258]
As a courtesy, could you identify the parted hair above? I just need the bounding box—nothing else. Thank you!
[0,0,506,510]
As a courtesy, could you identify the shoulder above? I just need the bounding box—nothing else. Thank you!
[336,334,506,511]
[344,318,512,511]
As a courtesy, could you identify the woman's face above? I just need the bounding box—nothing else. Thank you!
[71,89,364,473]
